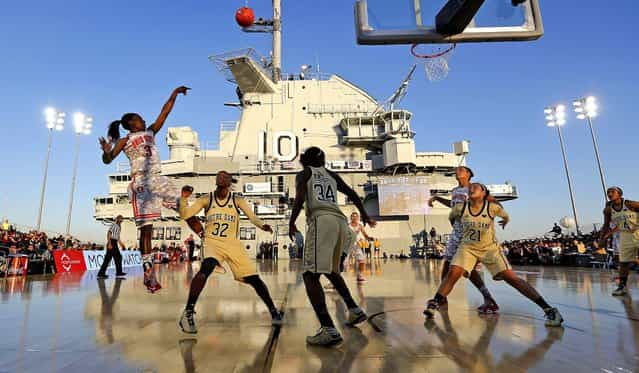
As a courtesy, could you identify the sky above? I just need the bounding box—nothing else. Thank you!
[0,0,636,243]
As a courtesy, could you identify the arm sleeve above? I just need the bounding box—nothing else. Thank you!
[235,196,265,229]
[178,194,210,220]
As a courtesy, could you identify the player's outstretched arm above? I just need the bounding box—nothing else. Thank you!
[149,86,190,134]
[491,203,510,229]
[329,170,376,227]
[99,137,127,164]
[430,196,452,208]
[288,168,311,240]
[235,196,270,232]
[625,200,639,213]
[178,187,209,220]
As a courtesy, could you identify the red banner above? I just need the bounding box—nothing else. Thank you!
[53,250,87,273]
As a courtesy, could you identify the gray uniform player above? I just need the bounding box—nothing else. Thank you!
[289,147,376,347]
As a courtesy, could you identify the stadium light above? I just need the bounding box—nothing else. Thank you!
[545,104,580,234]
[573,96,606,201]
[66,112,93,237]
[37,107,66,231]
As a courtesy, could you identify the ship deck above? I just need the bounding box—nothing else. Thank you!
[1,260,638,372]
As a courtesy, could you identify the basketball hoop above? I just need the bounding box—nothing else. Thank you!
[410,43,456,82]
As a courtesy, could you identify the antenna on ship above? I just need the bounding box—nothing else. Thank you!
[235,0,282,82]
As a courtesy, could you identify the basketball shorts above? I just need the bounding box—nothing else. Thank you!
[129,174,179,227]
[451,244,511,280]
[618,233,639,263]
[203,239,257,280]
[351,246,366,263]
[304,214,355,274]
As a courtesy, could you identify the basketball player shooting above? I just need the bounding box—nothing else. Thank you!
[99,86,204,293]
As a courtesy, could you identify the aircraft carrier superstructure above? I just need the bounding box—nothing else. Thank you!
[93,47,517,255]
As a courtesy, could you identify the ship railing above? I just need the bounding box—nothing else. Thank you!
[280,72,332,81]
[308,103,378,116]
[209,48,272,83]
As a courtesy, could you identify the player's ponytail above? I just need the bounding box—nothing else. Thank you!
[107,120,122,140]
[107,113,137,140]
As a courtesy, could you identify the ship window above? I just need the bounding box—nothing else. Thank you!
[151,227,165,240]
[240,227,256,240]
[302,106,306,111]
[166,227,182,240]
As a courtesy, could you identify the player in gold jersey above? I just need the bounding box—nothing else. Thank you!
[424,183,563,327]
[600,186,639,296]
[177,171,282,334]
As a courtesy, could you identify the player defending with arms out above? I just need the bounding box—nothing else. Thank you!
[429,166,499,314]
[600,186,639,296]
[424,183,563,327]
[289,147,373,347]
[99,86,203,293]
[178,171,282,333]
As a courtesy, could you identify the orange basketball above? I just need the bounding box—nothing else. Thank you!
[235,7,255,28]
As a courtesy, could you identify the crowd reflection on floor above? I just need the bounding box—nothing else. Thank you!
[1,259,638,372]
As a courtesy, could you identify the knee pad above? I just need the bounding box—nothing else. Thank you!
[199,258,219,276]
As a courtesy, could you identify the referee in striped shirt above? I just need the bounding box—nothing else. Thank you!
[97,215,126,279]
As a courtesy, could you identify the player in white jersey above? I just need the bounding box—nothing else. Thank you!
[429,166,499,313]
[99,86,203,293]
[349,212,372,282]
[600,186,639,296]
[289,147,375,347]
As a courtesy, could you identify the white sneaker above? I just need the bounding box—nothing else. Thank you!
[612,285,627,296]
[306,327,343,346]
[179,309,197,334]
[544,307,564,327]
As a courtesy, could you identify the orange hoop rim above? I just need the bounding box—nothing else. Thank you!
[410,43,457,59]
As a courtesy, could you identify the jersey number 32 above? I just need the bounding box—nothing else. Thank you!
[314,183,336,203]
[211,223,229,238]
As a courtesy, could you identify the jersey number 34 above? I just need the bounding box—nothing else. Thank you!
[314,183,336,203]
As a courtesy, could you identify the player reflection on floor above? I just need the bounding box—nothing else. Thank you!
[424,310,564,371]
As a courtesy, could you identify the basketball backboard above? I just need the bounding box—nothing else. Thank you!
[355,0,543,45]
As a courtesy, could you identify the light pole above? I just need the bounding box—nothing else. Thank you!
[545,104,581,234]
[65,112,92,238]
[37,108,65,231]
[573,96,606,201]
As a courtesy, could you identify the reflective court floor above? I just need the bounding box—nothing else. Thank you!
[1,259,639,372]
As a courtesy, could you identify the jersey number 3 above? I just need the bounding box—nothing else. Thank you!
[212,223,229,237]
[314,183,336,203]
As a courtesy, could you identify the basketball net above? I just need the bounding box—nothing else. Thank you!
[410,43,456,82]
